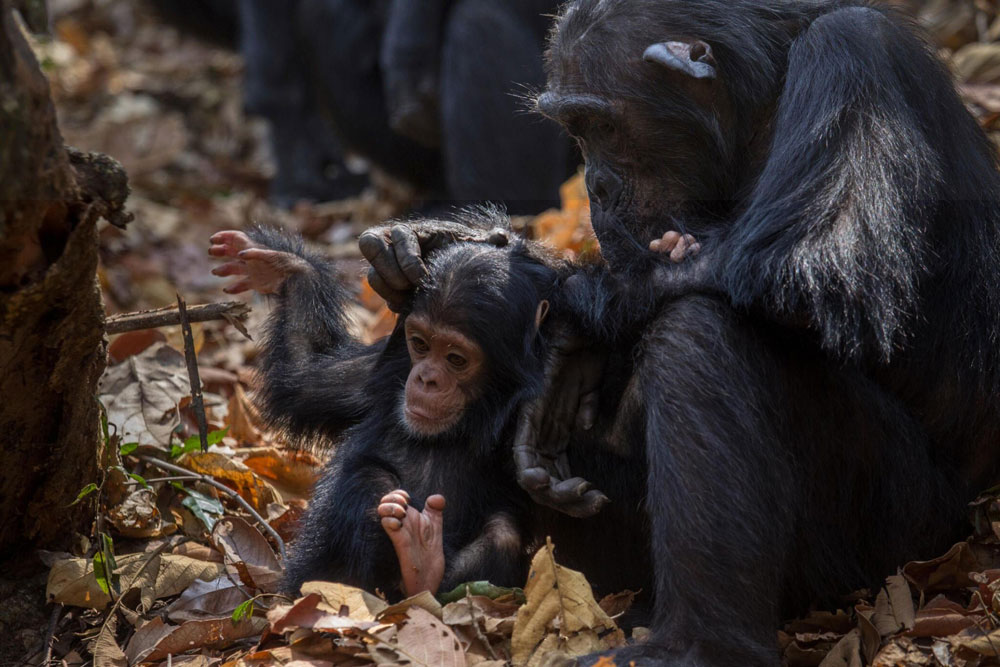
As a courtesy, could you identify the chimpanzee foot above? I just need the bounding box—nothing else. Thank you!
[378,490,446,596]
[650,231,701,263]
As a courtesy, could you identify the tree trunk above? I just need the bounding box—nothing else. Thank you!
[0,0,130,559]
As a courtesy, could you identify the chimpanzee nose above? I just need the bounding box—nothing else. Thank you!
[585,166,623,211]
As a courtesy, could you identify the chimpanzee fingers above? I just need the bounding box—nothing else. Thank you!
[367,268,410,313]
[209,230,254,254]
[525,476,609,518]
[359,230,411,291]
[688,241,703,257]
[223,279,254,294]
[577,390,599,431]
[516,465,552,492]
[211,261,248,278]
[390,225,428,285]
[378,502,407,520]
[380,490,410,507]
[424,494,446,511]
[380,517,403,532]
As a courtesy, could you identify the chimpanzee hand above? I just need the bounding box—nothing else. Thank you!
[513,329,610,518]
[359,220,511,311]
[209,230,310,295]
[650,231,702,263]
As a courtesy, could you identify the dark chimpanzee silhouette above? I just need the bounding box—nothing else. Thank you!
[157,0,575,212]
[296,0,575,213]
[363,0,1000,664]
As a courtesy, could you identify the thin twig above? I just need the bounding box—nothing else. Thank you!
[41,602,62,666]
[106,301,251,338]
[138,455,287,561]
[96,538,179,646]
[125,475,201,485]
[465,584,498,660]
[177,294,209,452]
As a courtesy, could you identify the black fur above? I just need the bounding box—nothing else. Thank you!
[537,1,1000,664]
[251,225,556,597]
[253,219,658,621]
[294,0,576,213]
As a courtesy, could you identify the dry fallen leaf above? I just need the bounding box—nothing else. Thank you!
[181,451,280,512]
[511,542,620,666]
[211,516,282,592]
[125,615,267,664]
[98,342,191,447]
[46,553,225,610]
[393,606,467,667]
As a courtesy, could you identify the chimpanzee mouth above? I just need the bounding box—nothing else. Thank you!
[403,404,460,436]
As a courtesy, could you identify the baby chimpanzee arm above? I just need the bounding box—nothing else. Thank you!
[246,227,383,439]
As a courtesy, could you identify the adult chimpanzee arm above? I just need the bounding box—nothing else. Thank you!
[246,227,381,439]
[721,6,999,363]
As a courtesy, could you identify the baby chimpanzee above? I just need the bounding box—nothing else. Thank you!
[209,219,562,598]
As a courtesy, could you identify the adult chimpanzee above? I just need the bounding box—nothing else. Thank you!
[296,0,575,214]
[363,0,1000,664]
[149,0,367,207]
[209,214,654,614]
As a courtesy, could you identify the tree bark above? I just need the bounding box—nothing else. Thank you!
[0,1,130,558]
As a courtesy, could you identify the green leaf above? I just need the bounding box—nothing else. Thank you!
[232,598,255,622]
[70,483,98,506]
[437,581,526,605]
[93,533,119,596]
[119,442,139,457]
[172,428,229,458]
[181,488,225,532]
[128,473,149,488]
[99,401,110,446]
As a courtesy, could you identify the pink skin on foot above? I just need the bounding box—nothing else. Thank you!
[208,230,308,295]
[649,230,702,263]
[377,489,446,596]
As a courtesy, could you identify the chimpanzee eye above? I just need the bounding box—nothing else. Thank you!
[409,336,429,354]
[447,353,467,369]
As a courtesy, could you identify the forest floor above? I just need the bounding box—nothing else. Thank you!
[14,0,1000,665]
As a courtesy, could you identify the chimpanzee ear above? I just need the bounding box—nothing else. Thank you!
[643,40,717,80]
[535,300,550,329]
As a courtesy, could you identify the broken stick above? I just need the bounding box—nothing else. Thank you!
[106,301,251,338]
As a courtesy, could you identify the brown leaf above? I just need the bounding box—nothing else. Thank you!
[46,553,225,610]
[211,516,282,592]
[98,342,191,447]
[125,615,267,663]
[267,593,379,635]
[243,447,321,495]
[300,581,389,620]
[903,542,981,593]
[181,451,279,512]
[511,542,617,666]
[108,487,176,538]
[393,606,467,667]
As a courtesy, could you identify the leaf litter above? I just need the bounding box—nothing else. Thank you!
[31,0,1000,665]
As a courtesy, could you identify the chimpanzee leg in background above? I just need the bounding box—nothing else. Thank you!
[149,0,240,48]
[380,0,449,148]
[238,0,368,207]
[296,0,446,194]
[610,295,963,665]
[440,0,572,214]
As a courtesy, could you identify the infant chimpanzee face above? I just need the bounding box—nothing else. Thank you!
[401,314,486,437]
